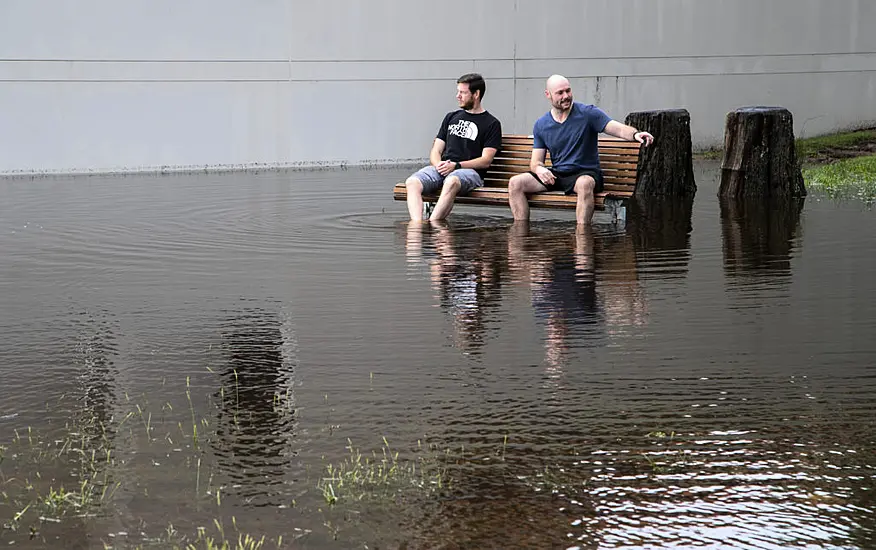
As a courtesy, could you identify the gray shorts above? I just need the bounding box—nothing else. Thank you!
[410,166,483,196]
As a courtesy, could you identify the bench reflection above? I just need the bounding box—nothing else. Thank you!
[400,209,694,368]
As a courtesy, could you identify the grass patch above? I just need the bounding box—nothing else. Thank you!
[0,371,455,547]
[0,374,278,546]
[694,128,876,162]
[803,155,876,204]
[317,438,449,506]
[131,519,288,549]
[697,147,723,161]
[796,129,876,160]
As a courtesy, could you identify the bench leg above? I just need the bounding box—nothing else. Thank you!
[605,198,627,225]
[423,202,435,219]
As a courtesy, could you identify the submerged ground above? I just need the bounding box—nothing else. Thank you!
[0,155,874,549]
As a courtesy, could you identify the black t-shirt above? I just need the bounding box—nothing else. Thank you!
[436,110,502,178]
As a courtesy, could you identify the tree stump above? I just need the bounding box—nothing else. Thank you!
[624,109,696,198]
[719,107,807,198]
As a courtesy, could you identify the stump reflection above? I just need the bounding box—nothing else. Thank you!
[720,197,804,277]
[626,197,694,280]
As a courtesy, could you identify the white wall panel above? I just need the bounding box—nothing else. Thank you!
[1,0,874,174]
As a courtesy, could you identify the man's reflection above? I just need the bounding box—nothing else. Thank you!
[596,230,649,335]
[508,222,602,375]
[405,221,506,356]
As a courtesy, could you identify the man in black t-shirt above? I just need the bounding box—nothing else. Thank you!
[405,73,502,221]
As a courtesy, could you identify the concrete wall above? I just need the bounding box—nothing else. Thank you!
[1,0,874,174]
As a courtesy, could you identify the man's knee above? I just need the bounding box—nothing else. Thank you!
[508,174,529,195]
[441,176,462,195]
[575,176,596,197]
[405,177,423,193]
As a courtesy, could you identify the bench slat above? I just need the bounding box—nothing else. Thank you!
[486,170,636,183]
[483,179,637,189]
[491,159,638,171]
[486,169,636,183]
[599,155,641,163]
[500,135,640,147]
[598,148,643,156]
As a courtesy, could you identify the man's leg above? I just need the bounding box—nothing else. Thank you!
[406,167,443,221]
[405,176,426,222]
[508,172,547,221]
[573,175,597,225]
[430,176,462,221]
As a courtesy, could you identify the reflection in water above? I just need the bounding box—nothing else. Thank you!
[70,307,120,439]
[721,197,804,277]
[405,222,505,357]
[596,229,649,339]
[508,222,603,375]
[627,197,695,279]
[403,220,651,373]
[213,303,298,506]
[407,421,876,549]
[563,427,873,548]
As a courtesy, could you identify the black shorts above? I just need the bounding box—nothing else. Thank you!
[528,168,604,195]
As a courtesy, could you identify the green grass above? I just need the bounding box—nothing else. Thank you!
[803,155,876,204]
[796,129,876,160]
[697,147,723,161]
[0,372,456,547]
[695,128,876,161]
[317,437,448,506]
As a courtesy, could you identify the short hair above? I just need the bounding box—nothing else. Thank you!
[457,73,486,100]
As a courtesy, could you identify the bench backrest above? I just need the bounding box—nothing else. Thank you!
[485,134,641,194]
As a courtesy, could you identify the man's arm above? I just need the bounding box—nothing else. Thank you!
[529,148,555,185]
[457,147,498,171]
[529,148,547,172]
[430,138,446,167]
[431,138,459,176]
[604,120,654,147]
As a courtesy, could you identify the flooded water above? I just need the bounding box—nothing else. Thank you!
[1,163,875,549]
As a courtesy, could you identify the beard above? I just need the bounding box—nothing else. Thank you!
[553,98,572,110]
[460,98,476,110]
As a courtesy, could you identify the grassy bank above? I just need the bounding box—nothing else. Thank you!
[696,128,876,162]
[798,129,876,204]
[796,128,876,162]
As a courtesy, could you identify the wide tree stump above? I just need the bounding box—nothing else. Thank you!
[719,107,807,198]
[625,109,696,198]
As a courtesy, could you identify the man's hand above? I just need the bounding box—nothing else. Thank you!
[435,160,456,176]
[535,165,555,185]
[633,131,655,147]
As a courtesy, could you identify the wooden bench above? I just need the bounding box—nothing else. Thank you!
[393,134,642,218]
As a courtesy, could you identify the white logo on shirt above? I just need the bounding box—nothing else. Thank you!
[447,120,479,141]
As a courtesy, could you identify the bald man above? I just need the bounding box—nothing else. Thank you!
[508,75,654,224]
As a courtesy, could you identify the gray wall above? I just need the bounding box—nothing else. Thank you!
[2,0,874,174]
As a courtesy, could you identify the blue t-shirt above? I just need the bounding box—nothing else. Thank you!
[532,102,612,174]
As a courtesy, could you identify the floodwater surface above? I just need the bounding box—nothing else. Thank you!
[0,163,874,549]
